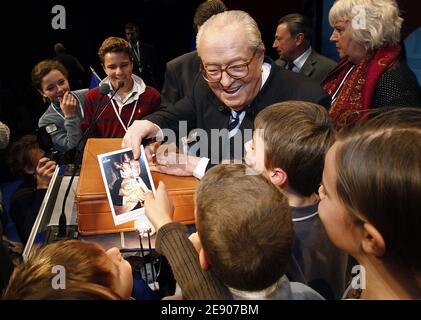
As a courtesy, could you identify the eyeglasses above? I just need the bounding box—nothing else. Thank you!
[200,46,259,83]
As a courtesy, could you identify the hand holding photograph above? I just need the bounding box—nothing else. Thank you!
[98,145,156,230]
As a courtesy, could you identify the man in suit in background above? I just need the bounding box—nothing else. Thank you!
[161,0,227,107]
[125,22,163,91]
[273,14,337,84]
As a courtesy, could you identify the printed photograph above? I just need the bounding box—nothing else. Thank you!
[98,145,155,225]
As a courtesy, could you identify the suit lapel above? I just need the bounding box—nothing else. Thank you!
[300,51,316,77]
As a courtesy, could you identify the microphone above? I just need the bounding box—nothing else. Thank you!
[57,81,124,238]
[78,80,124,146]
[83,83,110,138]
[98,83,111,101]
[90,80,124,125]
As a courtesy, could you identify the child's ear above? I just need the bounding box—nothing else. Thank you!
[199,248,210,270]
[268,168,287,188]
[361,223,386,257]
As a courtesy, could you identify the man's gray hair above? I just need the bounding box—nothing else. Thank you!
[196,10,264,55]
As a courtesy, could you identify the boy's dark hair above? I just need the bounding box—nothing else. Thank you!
[196,163,292,291]
[254,101,335,196]
[8,135,40,176]
[98,37,132,64]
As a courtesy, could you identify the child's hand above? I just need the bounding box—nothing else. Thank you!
[188,232,202,253]
[144,181,174,232]
[36,157,57,189]
[59,91,77,118]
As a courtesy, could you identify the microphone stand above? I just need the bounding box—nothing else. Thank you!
[57,81,125,239]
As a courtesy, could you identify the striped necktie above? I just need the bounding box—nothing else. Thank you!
[228,111,241,132]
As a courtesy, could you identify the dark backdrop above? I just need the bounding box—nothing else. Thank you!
[0,0,308,143]
[0,0,202,142]
[1,0,420,145]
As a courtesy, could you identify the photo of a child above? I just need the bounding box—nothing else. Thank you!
[98,145,155,225]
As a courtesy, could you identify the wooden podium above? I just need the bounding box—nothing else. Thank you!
[76,138,198,235]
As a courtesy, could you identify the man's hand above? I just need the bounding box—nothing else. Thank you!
[150,150,201,177]
[59,91,77,118]
[122,120,160,160]
[35,157,57,189]
[144,181,174,232]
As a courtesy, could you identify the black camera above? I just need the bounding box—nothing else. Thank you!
[37,124,76,165]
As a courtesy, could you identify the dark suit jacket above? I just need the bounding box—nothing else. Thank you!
[161,51,201,108]
[130,43,163,91]
[145,57,331,165]
[276,49,337,84]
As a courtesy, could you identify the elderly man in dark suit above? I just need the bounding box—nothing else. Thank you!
[123,10,331,178]
[273,14,337,84]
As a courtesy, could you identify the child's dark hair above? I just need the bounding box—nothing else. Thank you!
[334,107,421,269]
[254,101,335,196]
[3,240,121,300]
[8,135,40,176]
[196,163,293,291]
